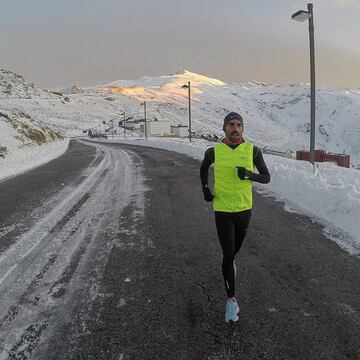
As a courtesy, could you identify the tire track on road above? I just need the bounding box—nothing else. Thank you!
[0,142,142,359]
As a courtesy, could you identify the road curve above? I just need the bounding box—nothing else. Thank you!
[0,140,359,360]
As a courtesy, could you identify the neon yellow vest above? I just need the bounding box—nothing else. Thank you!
[213,142,254,212]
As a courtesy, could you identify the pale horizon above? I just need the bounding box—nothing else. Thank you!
[1,0,360,90]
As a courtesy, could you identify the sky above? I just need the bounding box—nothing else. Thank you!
[1,0,360,89]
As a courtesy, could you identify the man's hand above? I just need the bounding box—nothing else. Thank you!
[202,185,214,202]
[237,167,251,180]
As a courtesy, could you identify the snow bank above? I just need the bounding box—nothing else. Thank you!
[265,155,360,254]
[0,140,70,183]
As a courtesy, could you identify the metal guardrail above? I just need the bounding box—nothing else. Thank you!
[262,148,294,158]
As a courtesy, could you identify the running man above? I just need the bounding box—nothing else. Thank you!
[200,112,270,323]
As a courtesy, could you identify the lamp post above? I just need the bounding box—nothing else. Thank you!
[119,110,126,138]
[140,101,147,140]
[181,81,192,143]
[292,3,316,170]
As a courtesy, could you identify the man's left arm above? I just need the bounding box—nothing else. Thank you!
[238,147,270,184]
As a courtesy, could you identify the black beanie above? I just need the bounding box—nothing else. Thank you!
[223,112,243,131]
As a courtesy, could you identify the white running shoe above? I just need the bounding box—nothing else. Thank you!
[225,298,239,323]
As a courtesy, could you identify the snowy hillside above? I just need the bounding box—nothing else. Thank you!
[0,70,64,157]
[235,83,360,167]
[1,69,360,167]
[0,69,47,99]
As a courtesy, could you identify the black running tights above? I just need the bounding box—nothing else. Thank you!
[215,210,251,298]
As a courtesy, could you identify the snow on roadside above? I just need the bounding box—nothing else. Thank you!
[88,136,360,256]
[263,155,360,255]
[0,139,70,183]
[1,133,359,256]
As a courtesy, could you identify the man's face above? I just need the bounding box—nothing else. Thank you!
[224,119,243,143]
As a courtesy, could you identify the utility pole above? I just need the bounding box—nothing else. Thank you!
[119,110,126,138]
[292,3,316,172]
[141,102,147,139]
[308,3,316,169]
[181,81,192,142]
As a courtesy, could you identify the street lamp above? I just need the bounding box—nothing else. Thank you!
[181,81,192,143]
[119,110,126,138]
[140,101,147,140]
[292,3,316,170]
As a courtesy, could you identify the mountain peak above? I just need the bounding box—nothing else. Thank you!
[168,70,227,87]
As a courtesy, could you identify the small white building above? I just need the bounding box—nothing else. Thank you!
[141,120,171,136]
[132,123,142,131]
[172,125,189,138]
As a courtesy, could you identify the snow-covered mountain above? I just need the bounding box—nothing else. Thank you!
[1,69,359,167]
[0,69,47,99]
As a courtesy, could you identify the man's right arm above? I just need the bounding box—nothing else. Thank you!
[200,148,214,187]
[200,148,214,202]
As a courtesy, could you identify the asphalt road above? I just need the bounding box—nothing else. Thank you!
[0,140,359,360]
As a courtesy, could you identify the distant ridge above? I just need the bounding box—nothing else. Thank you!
[0,68,359,167]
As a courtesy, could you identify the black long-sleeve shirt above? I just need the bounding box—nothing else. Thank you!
[200,143,270,187]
